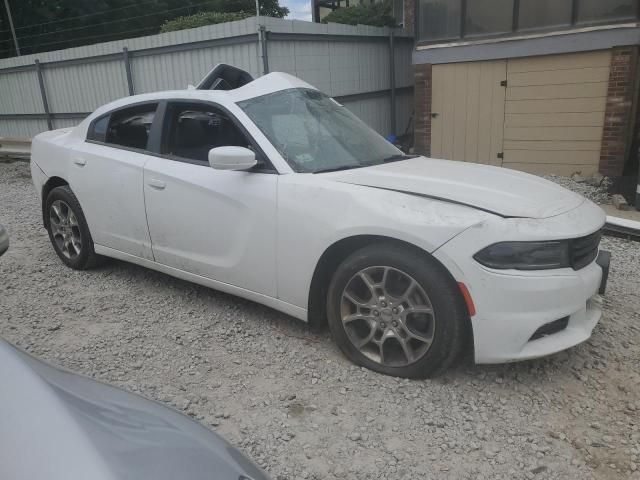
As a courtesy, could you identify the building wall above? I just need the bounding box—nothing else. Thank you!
[403,0,414,34]
[600,46,639,177]
[413,62,431,155]
[413,47,640,177]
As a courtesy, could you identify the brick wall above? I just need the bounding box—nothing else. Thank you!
[599,46,639,177]
[403,0,415,34]
[413,63,432,155]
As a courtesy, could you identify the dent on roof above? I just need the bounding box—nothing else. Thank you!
[228,72,317,101]
[196,63,318,101]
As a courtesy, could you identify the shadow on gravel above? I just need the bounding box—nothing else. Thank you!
[99,257,328,340]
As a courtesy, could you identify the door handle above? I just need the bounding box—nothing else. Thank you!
[148,179,166,190]
[73,158,87,167]
[431,112,439,118]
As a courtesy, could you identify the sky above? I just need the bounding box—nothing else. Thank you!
[281,0,313,21]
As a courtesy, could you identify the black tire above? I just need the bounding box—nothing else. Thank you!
[326,243,468,379]
[45,185,103,270]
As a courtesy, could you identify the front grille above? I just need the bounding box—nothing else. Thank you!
[529,316,569,341]
[570,230,601,270]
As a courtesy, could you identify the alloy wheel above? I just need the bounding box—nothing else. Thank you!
[49,200,83,259]
[340,266,436,367]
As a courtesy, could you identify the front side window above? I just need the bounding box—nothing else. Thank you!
[238,89,403,174]
[162,103,255,165]
[418,0,462,41]
[466,0,514,37]
[105,104,157,150]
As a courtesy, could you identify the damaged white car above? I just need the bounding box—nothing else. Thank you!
[31,65,610,378]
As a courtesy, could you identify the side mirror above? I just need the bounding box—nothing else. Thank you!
[0,225,8,257]
[208,146,257,171]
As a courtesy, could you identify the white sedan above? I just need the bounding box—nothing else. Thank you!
[30,67,609,378]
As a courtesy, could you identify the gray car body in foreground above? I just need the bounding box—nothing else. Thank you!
[0,340,269,480]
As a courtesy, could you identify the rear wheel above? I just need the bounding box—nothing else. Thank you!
[46,186,102,270]
[326,243,467,378]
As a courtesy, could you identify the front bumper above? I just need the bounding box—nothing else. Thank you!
[433,198,607,364]
[465,261,603,363]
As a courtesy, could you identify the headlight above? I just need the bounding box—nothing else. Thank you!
[473,241,570,270]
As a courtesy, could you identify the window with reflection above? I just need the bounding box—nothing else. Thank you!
[518,0,572,31]
[417,0,639,43]
[466,0,514,37]
[576,0,637,25]
[418,0,461,41]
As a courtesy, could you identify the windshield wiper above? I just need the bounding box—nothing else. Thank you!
[313,155,418,173]
[313,165,365,174]
[381,154,419,163]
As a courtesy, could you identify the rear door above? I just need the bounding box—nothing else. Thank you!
[142,100,278,296]
[69,102,159,260]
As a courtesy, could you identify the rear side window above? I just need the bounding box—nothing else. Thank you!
[87,115,109,142]
[87,103,158,151]
[106,104,158,150]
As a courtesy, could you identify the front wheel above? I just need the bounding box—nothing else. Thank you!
[326,243,468,378]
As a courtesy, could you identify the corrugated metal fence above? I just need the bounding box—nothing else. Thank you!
[0,17,414,139]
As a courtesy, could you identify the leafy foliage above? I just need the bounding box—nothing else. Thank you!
[219,0,289,18]
[0,0,289,58]
[160,11,252,33]
[321,1,397,27]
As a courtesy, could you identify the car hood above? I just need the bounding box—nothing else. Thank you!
[0,340,269,480]
[324,157,585,219]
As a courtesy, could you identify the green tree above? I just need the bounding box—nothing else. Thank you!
[160,11,253,33]
[192,0,288,18]
[0,0,288,59]
[322,1,397,27]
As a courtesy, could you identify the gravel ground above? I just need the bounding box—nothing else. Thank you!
[542,175,612,205]
[1,160,639,480]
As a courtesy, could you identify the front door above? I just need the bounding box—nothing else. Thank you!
[143,101,278,297]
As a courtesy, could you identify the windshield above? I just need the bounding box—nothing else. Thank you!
[237,88,404,173]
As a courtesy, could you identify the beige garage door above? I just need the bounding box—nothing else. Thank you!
[430,51,610,176]
[503,51,610,176]
[431,60,507,165]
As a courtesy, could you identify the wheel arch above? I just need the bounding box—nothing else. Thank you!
[41,176,69,228]
[307,235,473,345]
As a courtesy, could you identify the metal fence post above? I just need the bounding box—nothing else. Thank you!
[389,30,397,136]
[34,60,53,130]
[260,25,269,75]
[123,47,135,95]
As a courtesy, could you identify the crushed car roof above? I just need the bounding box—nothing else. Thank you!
[86,71,317,122]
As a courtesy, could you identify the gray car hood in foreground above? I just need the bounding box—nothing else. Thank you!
[0,340,269,480]
[326,157,585,219]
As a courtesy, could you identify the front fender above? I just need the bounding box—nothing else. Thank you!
[275,175,492,311]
